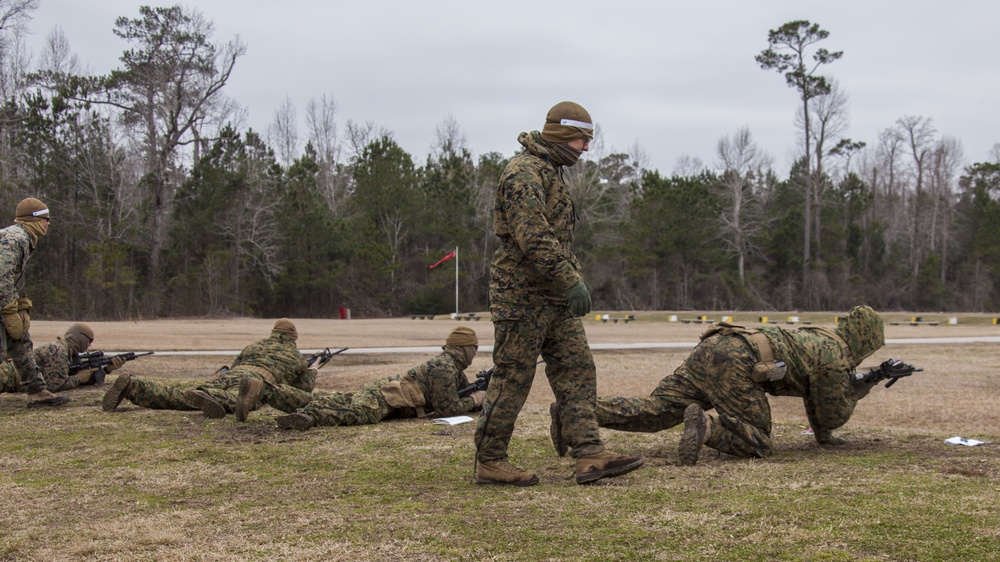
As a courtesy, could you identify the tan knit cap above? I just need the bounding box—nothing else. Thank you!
[272,318,298,340]
[446,326,478,347]
[15,197,50,223]
[540,101,594,144]
[64,322,94,353]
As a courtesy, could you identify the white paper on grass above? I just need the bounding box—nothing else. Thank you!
[432,415,474,426]
[944,436,990,446]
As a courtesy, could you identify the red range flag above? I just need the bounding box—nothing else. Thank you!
[428,250,456,270]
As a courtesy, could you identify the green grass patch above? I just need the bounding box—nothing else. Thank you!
[1,392,998,561]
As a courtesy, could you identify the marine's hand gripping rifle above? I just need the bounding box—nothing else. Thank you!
[458,361,544,398]
[851,358,923,388]
[458,366,494,398]
[306,347,349,370]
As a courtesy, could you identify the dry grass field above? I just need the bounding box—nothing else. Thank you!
[2,314,998,560]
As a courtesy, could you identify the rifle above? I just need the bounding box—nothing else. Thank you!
[851,358,923,388]
[458,360,543,398]
[306,347,349,370]
[458,366,494,398]
[69,351,154,376]
[76,350,105,362]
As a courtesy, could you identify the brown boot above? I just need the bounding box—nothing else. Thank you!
[475,460,539,487]
[549,402,567,457]
[679,403,707,466]
[26,388,70,408]
[276,413,314,430]
[574,451,645,484]
[183,390,227,419]
[102,375,132,412]
[235,377,263,422]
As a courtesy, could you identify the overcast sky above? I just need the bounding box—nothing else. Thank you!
[23,1,1000,176]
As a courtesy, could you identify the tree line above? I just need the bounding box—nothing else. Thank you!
[1,4,998,319]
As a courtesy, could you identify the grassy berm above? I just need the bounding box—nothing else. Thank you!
[1,316,998,561]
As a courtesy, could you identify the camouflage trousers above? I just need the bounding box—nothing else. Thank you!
[124,376,201,411]
[475,306,603,462]
[0,358,19,393]
[124,370,261,413]
[259,382,315,414]
[595,334,774,458]
[0,330,45,393]
[298,379,398,427]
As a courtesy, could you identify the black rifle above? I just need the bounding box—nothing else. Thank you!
[76,350,105,362]
[69,351,154,376]
[306,347,349,369]
[458,361,543,398]
[851,358,923,388]
[459,366,494,398]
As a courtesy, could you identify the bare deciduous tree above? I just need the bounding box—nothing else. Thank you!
[306,93,339,166]
[431,114,467,158]
[306,93,346,213]
[714,126,772,285]
[672,155,706,178]
[268,95,298,168]
[801,79,851,260]
[344,119,390,162]
[927,136,962,284]
[896,115,936,279]
[37,25,78,75]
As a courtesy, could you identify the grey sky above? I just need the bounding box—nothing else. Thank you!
[25,1,1000,176]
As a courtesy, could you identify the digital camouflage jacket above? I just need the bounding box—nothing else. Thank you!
[34,337,79,392]
[399,346,476,417]
[489,131,582,319]
[230,333,314,392]
[752,306,885,432]
[0,224,34,306]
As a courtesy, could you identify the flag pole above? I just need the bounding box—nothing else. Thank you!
[454,246,459,315]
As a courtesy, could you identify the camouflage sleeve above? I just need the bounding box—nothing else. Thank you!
[498,164,580,292]
[0,235,25,305]
[0,359,19,392]
[291,367,316,393]
[424,360,475,417]
[804,364,857,431]
[36,343,74,392]
[229,343,255,369]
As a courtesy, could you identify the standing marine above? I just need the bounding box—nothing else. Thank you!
[0,197,67,407]
[474,101,644,486]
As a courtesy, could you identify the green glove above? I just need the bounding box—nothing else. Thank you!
[565,280,591,318]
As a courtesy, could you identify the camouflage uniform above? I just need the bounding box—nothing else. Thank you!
[278,347,479,426]
[474,131,605,463]
[0,337,83,393]
[116,333,314,413]
[0,223,46,393]
[595,306,885,458]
